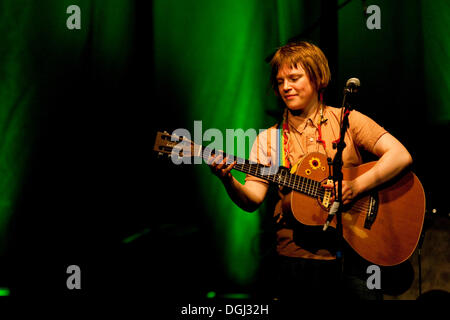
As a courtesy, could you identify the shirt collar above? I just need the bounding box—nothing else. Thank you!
[287,107,321,134]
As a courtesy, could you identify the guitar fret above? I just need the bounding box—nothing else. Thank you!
[305,176,310,195]
[302,176,307,193]
[307,178,311,195]
[199,144,320,197]
[307,176,311,195]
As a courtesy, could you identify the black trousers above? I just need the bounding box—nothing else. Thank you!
[275,253,383,301]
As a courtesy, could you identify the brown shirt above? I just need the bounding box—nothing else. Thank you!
[245,106,387,260]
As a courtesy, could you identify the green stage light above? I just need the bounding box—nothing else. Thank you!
[0,288,10,297]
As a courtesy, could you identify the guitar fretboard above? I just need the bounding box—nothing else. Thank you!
[200,146,322,198]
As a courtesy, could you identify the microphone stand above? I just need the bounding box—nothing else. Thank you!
[330,85,356,290]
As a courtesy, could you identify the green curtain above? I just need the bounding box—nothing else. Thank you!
[0,1,34,255]
[421,0,450,123]
[0,0,133,261]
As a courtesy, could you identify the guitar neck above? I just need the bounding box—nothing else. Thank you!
[199,146,321,198]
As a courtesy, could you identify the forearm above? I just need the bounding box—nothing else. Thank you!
[354,148,412,194]
[221,176,266,212]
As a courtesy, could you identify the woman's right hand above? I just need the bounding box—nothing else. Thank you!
[207,154,236,182]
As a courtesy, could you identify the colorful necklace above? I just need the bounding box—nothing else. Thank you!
[279,103,328,168]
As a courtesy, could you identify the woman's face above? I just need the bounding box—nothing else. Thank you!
[276,63,318,113]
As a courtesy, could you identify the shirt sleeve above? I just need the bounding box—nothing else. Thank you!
[349,110,388,154]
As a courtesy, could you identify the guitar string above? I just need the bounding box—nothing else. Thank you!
[205,154,372,212]
[200,150,372,213]
[233,162,372,212]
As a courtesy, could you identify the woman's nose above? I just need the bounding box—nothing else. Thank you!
[283,80,291,91]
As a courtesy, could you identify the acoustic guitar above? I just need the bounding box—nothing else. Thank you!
[153,131,426,266]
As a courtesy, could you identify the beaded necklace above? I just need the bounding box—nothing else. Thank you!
[279,100,328,168]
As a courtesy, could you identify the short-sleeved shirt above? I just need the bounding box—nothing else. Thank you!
[245,106,387,260]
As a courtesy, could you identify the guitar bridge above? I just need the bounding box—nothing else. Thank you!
[364,193,379,230]
[321,179,334,209]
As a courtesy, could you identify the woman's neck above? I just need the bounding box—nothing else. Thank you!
[288,100,320,119]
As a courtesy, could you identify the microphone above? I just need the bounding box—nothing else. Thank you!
[344,78,360,93]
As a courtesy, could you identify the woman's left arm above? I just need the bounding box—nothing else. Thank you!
[341,133,413,204]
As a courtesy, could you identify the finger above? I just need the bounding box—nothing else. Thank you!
[216,162,225,170]
[215,155,224,165]
[208,156,221,173]
[343,193,352,205]
[210,159,218,169]
[341,193,348,205]
[216,157,228,170]
[207,155,219,166]
[224,161,236,174]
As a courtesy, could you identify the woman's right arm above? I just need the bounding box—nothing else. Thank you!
[209,156,269,212]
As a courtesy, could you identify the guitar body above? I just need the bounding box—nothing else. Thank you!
[283,152,426,266]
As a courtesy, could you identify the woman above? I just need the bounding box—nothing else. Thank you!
[209,41,412,301]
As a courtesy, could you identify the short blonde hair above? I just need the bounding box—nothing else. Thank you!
[270,41,331,94]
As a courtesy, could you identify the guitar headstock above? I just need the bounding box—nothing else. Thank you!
[153,131,197,159]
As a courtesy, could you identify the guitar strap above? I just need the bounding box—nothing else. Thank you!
[265,123,279,168]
